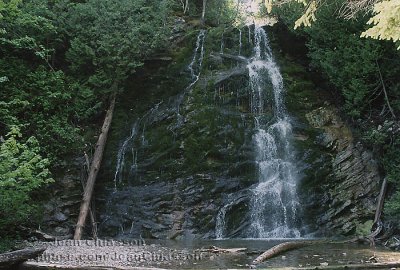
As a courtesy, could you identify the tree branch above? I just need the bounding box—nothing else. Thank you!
[376,60,396,119]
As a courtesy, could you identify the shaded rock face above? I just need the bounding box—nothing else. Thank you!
[95,26,262,239]
[45,24,381,240]
[303,107,380,235]
[40,158,84,238]
[268,23,382,237]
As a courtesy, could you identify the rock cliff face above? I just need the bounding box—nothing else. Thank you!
[42,22,381,239]
[303,107,380,235]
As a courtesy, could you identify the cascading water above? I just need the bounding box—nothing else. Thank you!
[100,30,208,237]
[215,25,301,239]
[247,26,301,238]
[113,121,139,189]
[176,29,206,120]
[113,30,206,189]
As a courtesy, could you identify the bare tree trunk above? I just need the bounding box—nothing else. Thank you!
[201,0,207,24]
[180,0,189,14]
[184,0,189,14]
[374,177,388,224]
[81,151,98,240]
[74,94,116,240]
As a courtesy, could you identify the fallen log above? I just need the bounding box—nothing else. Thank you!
[200,245,247,253]
[0,247,46,268]
[74,94,116,240]
[252,241,312,265]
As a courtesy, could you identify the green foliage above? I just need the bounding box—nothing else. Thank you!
[274,0,400,224]
[0,236,16,253]
[274,1,400,118]
[0,0,178,245]
[0,0,57,66]
[382,132,400,220]
[361,0,400,49]
[266,0,400,48]
[0,58,96,161]
[64,0,171,90]
[0,127,53,234]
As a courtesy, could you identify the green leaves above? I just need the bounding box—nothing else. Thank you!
[361,0,400,49]
[0,127,53,232]
[0,58,96,161]
[65,0,170,87]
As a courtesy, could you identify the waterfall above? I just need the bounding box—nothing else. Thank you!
[176,29,206,118]
[215,198,235,240]
[214,26,301,239]
[248,26,301,238]
[113,30,206,188]
[188,30,206,84]
[113,121,139,190]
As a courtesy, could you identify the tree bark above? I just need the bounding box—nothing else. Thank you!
[374,177,388,225]
[74,95,116,240]
[184,0,189,14]
[251,235,385,266]
[0,247,46,268]
[200,246,247,253]
[81,151,98,240]
[201,0,207,24]
[252,241,312,265]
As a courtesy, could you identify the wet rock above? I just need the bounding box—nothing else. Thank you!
[305,107,380,235]
[53,212,68,222]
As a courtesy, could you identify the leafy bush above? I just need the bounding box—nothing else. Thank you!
[0,127,53,235]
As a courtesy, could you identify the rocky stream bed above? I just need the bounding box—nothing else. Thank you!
[18,239,400,269]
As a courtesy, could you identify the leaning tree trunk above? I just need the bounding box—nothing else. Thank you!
[74,95,116,240]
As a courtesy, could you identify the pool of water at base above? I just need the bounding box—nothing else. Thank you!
[142,238,400,269]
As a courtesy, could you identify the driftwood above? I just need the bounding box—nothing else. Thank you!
[74,95,116,240]
[251,236,380,266]
[200,245,247,253]
[252,241,313,265]
[0,247,46,268]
